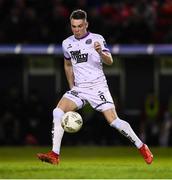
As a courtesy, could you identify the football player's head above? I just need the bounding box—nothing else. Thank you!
[70,9,88,39]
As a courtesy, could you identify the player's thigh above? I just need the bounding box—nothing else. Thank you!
[88,86,115,112]
[57,97,78,112]
[102,108,118,124]
[61,87,86,111]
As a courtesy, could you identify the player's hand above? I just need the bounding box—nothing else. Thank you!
[94,42,102,55]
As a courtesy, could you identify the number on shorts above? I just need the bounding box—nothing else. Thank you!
[99,94,106,101]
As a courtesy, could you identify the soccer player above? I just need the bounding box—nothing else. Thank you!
[37,9,153,165]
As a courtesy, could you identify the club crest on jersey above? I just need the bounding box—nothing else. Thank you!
[85,39,92,44]
[70,50,88,63]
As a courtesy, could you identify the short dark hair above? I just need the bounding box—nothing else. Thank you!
[70,9,87,20]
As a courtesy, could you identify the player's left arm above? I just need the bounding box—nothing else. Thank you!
[94,41,113,65]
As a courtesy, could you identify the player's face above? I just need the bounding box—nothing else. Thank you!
[70,18,88,39]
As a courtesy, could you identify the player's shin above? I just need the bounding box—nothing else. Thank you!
[110,117,143,148]
[52,108,65,154]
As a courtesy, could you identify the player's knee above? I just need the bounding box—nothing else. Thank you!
[110,117,130,130]
[53,108,65,123]
[120,119,130,129]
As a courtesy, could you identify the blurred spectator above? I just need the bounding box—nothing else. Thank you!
[164,27,172,43]
[48,0,69,42]
[159,95,172,146]
[24,89,44,145]
[0,110,20,145]
[21,7,41,43]
[140,93,161,146]
[0,0,171,44]
[0,85,23,145]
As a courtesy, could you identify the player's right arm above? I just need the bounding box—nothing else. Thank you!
[94,35,113,65]
[64,59,74,89]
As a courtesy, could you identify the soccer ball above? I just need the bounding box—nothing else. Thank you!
[61,111,83,133]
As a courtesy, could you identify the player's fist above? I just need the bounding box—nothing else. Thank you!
[94,41,102,54]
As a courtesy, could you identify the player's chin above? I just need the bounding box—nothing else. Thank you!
[74,34,81,39]
[75,35,80,39]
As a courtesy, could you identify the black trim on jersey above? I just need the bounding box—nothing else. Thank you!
[102,49,110,53]
[64,56,71,60]
[94,101,114,110]
[81,99,87,108]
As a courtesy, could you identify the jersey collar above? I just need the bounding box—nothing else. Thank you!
[74,32,90,40]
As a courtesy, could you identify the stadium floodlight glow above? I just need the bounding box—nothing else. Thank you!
[0,44,172,55]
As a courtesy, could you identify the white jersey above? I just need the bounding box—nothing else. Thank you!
[62,32,110,88]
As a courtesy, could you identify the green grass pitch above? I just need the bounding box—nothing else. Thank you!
[0,146,172,179]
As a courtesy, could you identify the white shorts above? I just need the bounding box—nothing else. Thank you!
[63,85,115,112]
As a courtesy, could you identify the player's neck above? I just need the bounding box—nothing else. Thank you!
[75,31,90,40]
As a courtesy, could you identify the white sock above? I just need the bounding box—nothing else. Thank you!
[110,117,143,149]
[52,108,64,154]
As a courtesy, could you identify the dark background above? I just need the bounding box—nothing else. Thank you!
[0,0,172,147]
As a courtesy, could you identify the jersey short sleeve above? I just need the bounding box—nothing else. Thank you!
[62,40,71,60]
[97,35,110,52]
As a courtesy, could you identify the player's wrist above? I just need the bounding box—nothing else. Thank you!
[98,50,103,56]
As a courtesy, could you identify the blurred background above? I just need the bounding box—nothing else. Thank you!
[0,0,172,147]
